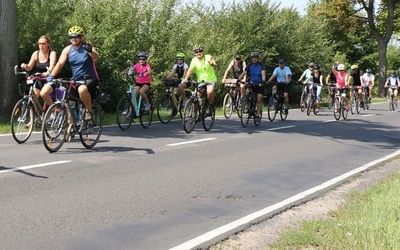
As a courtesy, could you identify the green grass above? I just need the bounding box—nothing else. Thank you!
[271,170,400,250]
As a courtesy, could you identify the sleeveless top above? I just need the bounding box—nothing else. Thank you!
[312,72,322,85]
[173,62,189,79]
[335,71,347,88]
[232,61,244,79]
[68,42,99,81]
[35,50,51,73]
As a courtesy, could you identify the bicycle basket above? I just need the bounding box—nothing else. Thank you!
[163,79,180,87]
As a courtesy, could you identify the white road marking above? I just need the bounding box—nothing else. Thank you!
[323,119,337,122]
[169,149,400,250]
[0,160,71,174]
[361,114,374,117]
[267,125,295,131]
[167,138,217,147]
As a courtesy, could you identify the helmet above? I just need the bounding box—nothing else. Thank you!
[234,54,241,60]
[351,65,358,70]
[137,51,148,58]
[176,52,185,58]
[313,64,320,69]
[278,59,285,64]
[193,44,204,51]
[308,62,315,67]
[365,68,372,73]
[337,64,345,70]
[390,70,396,74]
[250,52,260,58]
[68,26,84,36]
[333,62,338,69]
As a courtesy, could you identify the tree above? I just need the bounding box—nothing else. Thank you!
[0,0,19,120]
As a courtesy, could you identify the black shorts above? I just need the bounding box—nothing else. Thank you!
[69,79,99,100]
[249,84,264,95]
[275,82,291,94]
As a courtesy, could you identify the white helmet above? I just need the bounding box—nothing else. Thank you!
[337,64,345,70]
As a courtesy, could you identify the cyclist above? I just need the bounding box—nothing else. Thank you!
[21,35,57,106]
[182,44,218,113]
[222,54,247,101]
[236,52,266,118]
[47,25,99,121]
[384,70,399,108]
[165,52,188,103]
[268,58,292,114]
[348,64,363,106]
[326,62,338,103]
[332,63,350,111]
[362,68,375,100]
[305,64,323,112]
[128,51,152,112]
[298,62,315,83]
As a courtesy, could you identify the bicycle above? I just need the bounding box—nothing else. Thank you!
[350,86,362,115]
[267,82,288,122]
[42,78,104,153]
[182,80,215,133]
[386,86,398,111]
[333,86,349,121]
[156,78,191,123]
[362,85,371,110]
[222,79,241,119]
[116,77,153,130]
[299,81,309,112]
[11,65,64,143]
[304,83,320,116]
[240,82,262,127]
[326,83,336,110]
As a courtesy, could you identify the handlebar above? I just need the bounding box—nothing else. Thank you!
[14,65,46,80]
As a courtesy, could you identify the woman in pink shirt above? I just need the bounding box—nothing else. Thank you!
[129,51,152,112]
[332,63,350,110]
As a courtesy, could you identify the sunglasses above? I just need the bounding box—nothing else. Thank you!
[69,35,81,39]
[177,58,183,60]
[194,50,203,54]
[138,58,147,61]
[235,58,241,60]
[38,42,47,45]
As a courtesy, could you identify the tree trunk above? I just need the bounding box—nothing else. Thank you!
[0,0,19,120]
[377,41,387,97]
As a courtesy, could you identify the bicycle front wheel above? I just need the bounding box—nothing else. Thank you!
[80,102,103,148]
[182,99,197,134]
[254,101,262,126]
[42,103,68,153]
[333,98,341,121]
[350,97,356,114]
[240,98,250,127]
[327,94,333,110]
[223,93,233,119]
[11,98,34,144]
[306,97,312,116]
[140,97,153,129]
[157,94,174,124]
[356,96,361,114]
[342,102,349,120]
[267,96,277,122]
[300,91,306,112]
[202,101,215,131]
[116,97,133,131]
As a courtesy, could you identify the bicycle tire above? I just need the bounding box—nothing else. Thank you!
[267,96,277,122]
[11,98,34,144]
[300,91,306,112]
[235,90,242,118]
[333,97,341,120]
[350,96,356,114]
[202,101,215,131]
[182,99,197,134]
[356,96,361,114]
[280,105,288,121]
[42,103,68,153]
[223,93,233,119]
[342,101,348,120]
[254,101,262,126]
[116,97,133,131]
[157,94,174,124]
[312,100,317,115]
[139,96,153,129]
[306,96,312,116]
[365,93,370,110]
[240,98,250,127]
[80,102,103,148]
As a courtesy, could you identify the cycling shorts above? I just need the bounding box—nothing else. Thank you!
[249,84,264,95]
[69,79,99,101]
[275,82,291,94]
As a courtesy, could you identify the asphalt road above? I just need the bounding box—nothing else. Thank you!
[1,102,399,249]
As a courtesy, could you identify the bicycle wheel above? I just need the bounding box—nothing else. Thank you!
[327,94,333,110]
[313,100,318,115]
[365,94,370,110]
[306,96,312,116]
[79,102,103,148]
[389,96,394,111]
[140,97,153,129]
[267,96,277,122]
[356,96,361,114]
[240,98,250,127]
[235,91,242,118]
[350,96,356,114]
[157,94,174,124]
[223,93,233,119]
[300,91,306,112]
[182,99,197,134]
[42,103,68,152]
[11,98,34,144]
[202,101,215,131]
[333,98,341,120]
[254,101,262,126]
[342,101,348,120]
[116,97,133,131]
[280,104,288,121]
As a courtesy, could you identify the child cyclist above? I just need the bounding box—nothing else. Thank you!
[128,51,152,112]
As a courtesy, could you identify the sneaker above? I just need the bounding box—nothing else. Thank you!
[315,107,319,113]
[144,103,151,112]
[84,110,92,121]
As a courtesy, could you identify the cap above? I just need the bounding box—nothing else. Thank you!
[309,62,315,67]
[278,59,285,64]
[234,54,241,59]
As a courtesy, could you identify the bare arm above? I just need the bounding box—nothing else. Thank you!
[222,60,234,81]
[21,51,37,71]
[49,46,70,77]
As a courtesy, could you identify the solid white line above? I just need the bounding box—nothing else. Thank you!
[0,160,71,174]
[169,149,400,250]
[267,125,295,131]
[361,114,374,117]
[167,138,217,147]
[323,119,337,123]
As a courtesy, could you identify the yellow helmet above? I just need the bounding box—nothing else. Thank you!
[68,26,84,36]
[351,64,358,70]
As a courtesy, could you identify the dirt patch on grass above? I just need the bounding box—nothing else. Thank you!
[210,159,400,250]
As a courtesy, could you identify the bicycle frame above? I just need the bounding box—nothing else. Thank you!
[129,84,142,118]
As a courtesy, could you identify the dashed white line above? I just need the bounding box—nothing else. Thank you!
[167,138,217,147]
[0,160,71,174]
[267,125,295,131]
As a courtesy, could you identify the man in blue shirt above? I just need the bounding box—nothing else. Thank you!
[237,52,266,119]
[268,59,292,114]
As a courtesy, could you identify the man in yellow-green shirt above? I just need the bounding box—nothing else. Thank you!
[183,44,217,110]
